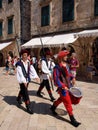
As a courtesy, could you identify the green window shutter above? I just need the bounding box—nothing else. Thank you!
[41,5,50,26]
[94,0,98,16]
[0,22,2,36]
[8,18,13,34]
[0,0,2,8]
[62,0,74,22]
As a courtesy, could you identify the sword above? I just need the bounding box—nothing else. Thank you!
[50,79,54,91]
[48,75,54,91]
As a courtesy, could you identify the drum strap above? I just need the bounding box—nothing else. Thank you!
[59,65,71,88]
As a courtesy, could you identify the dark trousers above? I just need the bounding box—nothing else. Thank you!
[38,79,52,95]
[17,83,30,105]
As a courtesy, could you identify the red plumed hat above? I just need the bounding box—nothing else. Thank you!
[58,50,69,58]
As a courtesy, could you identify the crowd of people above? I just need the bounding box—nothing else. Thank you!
[5,47,81,127]
[5,54,19,75]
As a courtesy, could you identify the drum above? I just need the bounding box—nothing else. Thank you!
[69,87,82,105]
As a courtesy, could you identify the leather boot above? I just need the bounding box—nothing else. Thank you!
[50,105,57,115]
[37,91,43,97]
[69,115,81,127]
[26,104,33,114]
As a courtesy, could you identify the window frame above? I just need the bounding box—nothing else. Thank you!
[7,17,13,34]
[0,0,2,8]
[94,0,98,16]
[0,21,3,36]
[62,0,74,23]
[8,0,13,4]
[41,5,50,27]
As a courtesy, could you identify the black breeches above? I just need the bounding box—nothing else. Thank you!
[18,83,30,102]
[40,79,51,91]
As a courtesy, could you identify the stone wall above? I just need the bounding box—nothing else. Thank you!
[0,0,31,43]
[0,0,21,41]
[31,0,98,36]
[20,0,31,43]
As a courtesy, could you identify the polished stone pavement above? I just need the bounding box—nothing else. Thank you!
[0,68,98,130]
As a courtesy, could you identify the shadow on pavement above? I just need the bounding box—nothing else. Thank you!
[1,94,29,112]
[29,90,52,102]
[0,94,17,106]
[1,94,70,125]
[31,101,70,124]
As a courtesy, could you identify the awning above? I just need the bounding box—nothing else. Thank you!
[22,36,53,48]
[44,33,77,46]
[0,42,12,51]
[22,33,77,48]
[74,29,98,38]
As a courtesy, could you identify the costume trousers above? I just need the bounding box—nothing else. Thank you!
[53,91,73,116]
[18,83,30,105]
[38,79,52,94]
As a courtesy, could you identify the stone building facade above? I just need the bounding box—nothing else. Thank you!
[30,0,98,76]
[31,0,98,35]
[0,0,31,66]
[0,0,98,76]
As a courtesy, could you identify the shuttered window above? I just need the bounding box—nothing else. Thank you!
[41,5,50,26]
[0,0,2,8]
[62,0,74,22]
[8,17,13,34]
[94,0,98,16]
[0,22,2,36]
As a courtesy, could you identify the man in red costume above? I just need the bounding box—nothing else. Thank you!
[50,50,81,127]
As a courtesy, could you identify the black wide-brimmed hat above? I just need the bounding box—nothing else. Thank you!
[20,49,29,56]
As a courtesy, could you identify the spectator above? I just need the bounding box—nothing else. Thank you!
[69,53,79,86]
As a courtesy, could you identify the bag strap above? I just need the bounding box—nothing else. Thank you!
[58,65,66,78]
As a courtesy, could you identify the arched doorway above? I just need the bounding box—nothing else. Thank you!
[0,52,3,67]
[92,38,98,70]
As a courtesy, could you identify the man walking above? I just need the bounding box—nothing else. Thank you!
[16,49,39,114]
[51,50,81,127]
[37,48,55,102]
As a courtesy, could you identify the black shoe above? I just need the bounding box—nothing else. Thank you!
[26,105,33,114]
[70,115,81,127]
[37,91,43,97]
[50,105,57,115]
[50,95,55,102]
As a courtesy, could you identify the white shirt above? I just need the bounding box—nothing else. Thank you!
[16,60,39,84]
[41,60,51,80]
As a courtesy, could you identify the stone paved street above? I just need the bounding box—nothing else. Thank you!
[0,67,98,130]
